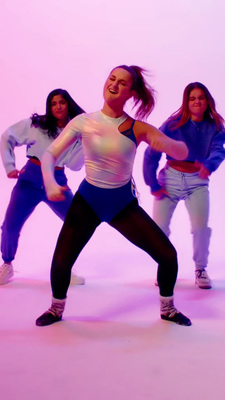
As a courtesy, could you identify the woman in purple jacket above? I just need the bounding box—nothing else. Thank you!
[143,82,225,289]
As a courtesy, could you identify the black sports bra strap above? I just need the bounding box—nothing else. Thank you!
[130,119,135,128]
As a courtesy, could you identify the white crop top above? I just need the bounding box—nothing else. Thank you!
[58,111,137,189]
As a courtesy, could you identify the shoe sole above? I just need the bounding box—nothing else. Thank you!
[161,313,192,326]
[195,281,212,289]
[70,278,85,285]
[36,313,62,326]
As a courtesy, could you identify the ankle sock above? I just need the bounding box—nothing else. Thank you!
[35,297,66,327]
[160,295,192,326]
[48,296,66,318]
[160,295,177,317]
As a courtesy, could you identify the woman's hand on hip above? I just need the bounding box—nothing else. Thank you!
[152,188,169,199]
[7,169,25,179]
[46,183,68,201]
[199,165,210,179]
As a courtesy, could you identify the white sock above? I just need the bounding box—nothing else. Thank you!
[48,296,66,318]
[160,295,178,317]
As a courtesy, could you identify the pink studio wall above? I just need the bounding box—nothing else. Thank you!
[1,0,225,282]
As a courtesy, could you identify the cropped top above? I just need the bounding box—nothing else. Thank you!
[143,117,225,192]
[0,118,84,175]
[54,111,137,189]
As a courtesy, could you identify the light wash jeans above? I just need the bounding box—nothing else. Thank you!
[153,165,211,269]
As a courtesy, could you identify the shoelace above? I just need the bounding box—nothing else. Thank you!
[196,270,208,279]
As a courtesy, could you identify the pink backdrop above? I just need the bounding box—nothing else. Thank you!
[1,0,225,281]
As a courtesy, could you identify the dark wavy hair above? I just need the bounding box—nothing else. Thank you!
[112,65,156,120]
[167,82,224,131]
[31,89,85,138]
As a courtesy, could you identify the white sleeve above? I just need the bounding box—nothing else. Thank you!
[41,115,86,190]
[44,114,85,162]
[58,137,84,171]
[0,118,32,175]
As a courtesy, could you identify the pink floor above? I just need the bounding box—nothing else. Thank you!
[1,258,225,400]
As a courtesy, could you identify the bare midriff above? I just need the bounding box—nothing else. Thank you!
[167,159,200,173]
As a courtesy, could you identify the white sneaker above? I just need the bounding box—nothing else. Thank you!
[0,262,14,285]
[70,272,85,285]
[195,269,212,289]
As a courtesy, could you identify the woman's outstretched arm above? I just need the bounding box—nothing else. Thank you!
[134,121,189,160]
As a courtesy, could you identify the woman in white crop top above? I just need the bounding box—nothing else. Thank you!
[36,65,192,327]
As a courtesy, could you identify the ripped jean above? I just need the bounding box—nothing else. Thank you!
[153,165,211,269]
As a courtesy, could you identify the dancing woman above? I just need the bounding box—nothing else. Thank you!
[36,66,191,327]
[0,89,85,285]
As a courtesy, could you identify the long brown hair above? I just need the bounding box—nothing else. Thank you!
[114,65,156,120]
[167,82,224,131]
[31,89,84,138]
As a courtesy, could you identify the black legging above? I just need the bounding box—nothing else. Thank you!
[51,192,178,298]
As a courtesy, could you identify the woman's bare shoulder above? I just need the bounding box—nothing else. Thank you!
[133,120,157,144]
